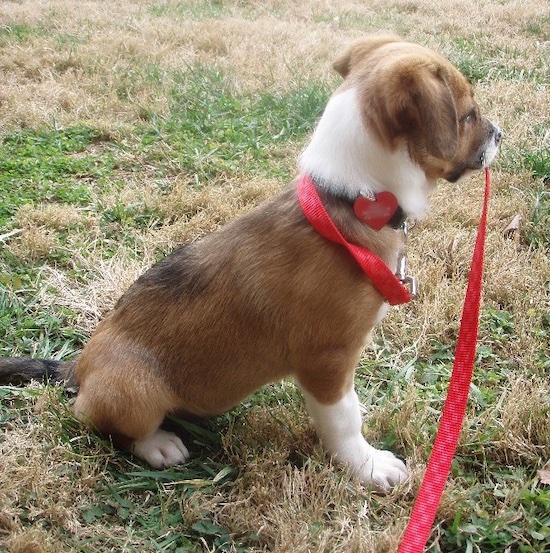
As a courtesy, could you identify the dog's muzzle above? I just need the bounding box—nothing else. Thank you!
[480,123,503,168]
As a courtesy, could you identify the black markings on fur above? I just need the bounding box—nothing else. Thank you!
[116,244,213,307]
[147,245,211,297]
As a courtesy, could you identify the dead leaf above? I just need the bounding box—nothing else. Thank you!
[502,214,521,238]
[538,465,550,485]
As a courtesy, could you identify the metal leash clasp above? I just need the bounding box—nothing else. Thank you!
[396,221,418,299]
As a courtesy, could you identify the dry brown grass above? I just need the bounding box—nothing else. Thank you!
[2,0,546,131]
[1,1,549,552]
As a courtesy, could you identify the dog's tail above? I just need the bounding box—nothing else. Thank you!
[0,357,77,389]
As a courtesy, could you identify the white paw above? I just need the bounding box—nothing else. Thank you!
[133,429,190,468]
[355,447,409,493]
[300,386,409,493]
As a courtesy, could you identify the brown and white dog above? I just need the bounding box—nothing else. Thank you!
[0,36,501,493]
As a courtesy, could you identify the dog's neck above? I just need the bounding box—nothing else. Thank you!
[298,87,434,221]
[311,175,407,230]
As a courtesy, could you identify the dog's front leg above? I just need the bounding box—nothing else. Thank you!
[299,384,408,493]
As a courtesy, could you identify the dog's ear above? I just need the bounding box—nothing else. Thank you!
[364,62,459,159]
[333,35,401,78]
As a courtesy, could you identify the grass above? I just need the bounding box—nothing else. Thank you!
[450,35,550,84]
[141,66,328,183]
[0,126,115,225]
[0,0,549,552]
[147,0,229,20]
[0,283,85,359]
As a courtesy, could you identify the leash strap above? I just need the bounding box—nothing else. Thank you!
[297,175,411,306]
[398,168,492,552]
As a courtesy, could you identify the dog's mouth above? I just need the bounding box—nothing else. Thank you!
[480,125,503,167]
[446,124,503,183]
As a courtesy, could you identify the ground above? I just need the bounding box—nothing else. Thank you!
[0,1,549,552]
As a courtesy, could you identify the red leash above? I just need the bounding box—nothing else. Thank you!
[398,168,492,552]
[297,175,411,306]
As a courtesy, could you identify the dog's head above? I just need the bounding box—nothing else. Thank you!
[333,35,502,183]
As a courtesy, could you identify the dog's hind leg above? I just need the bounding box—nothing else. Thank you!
[73,381,189,468]
[72,351,189,468]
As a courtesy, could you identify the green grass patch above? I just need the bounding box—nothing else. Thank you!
[439,476,550,552]
[0,67,327,234]
[0,125,117,227]
[0,278,85,358]
[148,0,228,20]
[522,149,550,249]
[524,147,550,184]
[0,22,86,50]
[139,66,329,183]
[451,36,547,83]
[114,63,170,102]
[0,23,36,44]
[0,66,327,230]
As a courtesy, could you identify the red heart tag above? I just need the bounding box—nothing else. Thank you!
[353,191,398,230]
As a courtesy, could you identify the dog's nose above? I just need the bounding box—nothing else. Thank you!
[494,127,503,145]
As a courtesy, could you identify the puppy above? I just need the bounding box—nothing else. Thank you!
[0,36,501,493]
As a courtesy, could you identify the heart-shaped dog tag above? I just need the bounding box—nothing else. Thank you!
[353,191,398,230]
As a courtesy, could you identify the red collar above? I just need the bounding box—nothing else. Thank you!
[297,174,411,306]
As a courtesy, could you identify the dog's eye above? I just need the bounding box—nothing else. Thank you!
[463,109,477,124]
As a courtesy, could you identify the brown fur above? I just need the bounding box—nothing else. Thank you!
[73,186,399,440]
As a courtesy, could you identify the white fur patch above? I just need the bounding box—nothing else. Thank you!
[482,126,502,168]
[300,385,408,493]
[298,87,431,220]
[374,303,391,326]
[133,429,190,468]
